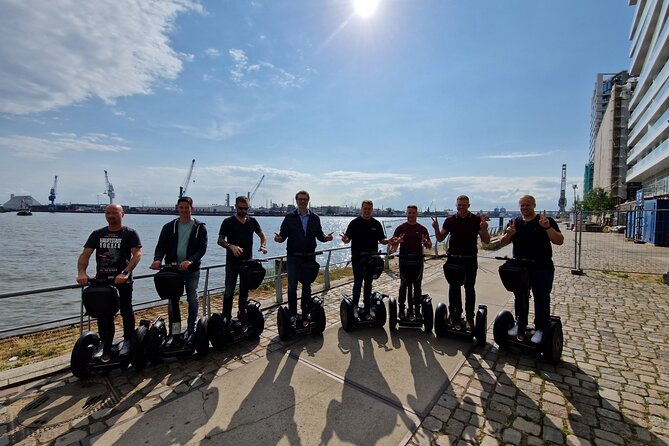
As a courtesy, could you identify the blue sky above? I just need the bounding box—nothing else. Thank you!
[0,0,634,212]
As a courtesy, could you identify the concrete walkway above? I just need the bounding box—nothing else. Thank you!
[1,238,668,445]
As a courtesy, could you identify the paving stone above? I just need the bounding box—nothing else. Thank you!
[502,428,522,445]
[513,416,541,436]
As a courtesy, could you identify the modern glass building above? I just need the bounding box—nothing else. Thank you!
[626,0,669,199]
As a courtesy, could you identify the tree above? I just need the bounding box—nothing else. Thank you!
[577,187,618,225]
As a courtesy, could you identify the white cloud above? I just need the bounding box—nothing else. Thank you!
[0,133,131,159]
[0,0,203,115]
[228,48,309,89]
[482,151,553,159]
[204,48,221,58]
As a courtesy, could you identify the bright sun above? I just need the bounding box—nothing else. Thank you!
[354,0,379,18]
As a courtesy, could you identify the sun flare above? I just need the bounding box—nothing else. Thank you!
[354,0,379,18]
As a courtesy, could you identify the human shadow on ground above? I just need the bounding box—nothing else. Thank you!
[458,345,668,445]
[201,335,323,445]
[319,327,414,445]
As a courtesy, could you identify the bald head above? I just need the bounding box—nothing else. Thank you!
[104,203,124,230]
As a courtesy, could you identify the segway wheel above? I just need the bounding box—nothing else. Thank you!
[146,325,163,364]
[71,332,99,378]
[208,313,227,350]
[493,310,515,349]
[373,294,387,327]
[246,303,265,338]
[388,298,398,331]
[340,297,354,331]
[194,316,210,356]
[474,306,487,347]
[422,300,433,333]
[543,321,563,364]
[434,303,448,337]
[313,302,327,335]
[131,325,148,371]
[277,306,291,341]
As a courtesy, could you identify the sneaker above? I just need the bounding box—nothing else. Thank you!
[507,324,519,337]
[454,319,463,330]
[119,340,131,357]
[101,353,111,363]
[530,330,543,344]
[399,305,406,319]
[289,316,298,328]
[353,306,360,319]
[465,319,474,331]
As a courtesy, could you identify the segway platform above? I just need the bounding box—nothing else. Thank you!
[209,300,266,348]
[387,294,433,332]
[434,303,487,346]
[142,315,210,363]
[493,310,563,363]
[70,281,146,378]
[277,296,327,341]
[339,292,387,331]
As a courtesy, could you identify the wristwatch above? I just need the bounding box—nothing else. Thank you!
[121,270,130,276]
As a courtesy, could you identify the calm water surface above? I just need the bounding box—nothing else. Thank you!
[0,212,505,332]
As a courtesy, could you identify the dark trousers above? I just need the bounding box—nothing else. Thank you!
[351,258,373,309]
[223,261,247,320]
[399,261,423,313]
[287,255,313,317]
[513,268,553,332]
[99,283,134,355]
[447,258,478,321]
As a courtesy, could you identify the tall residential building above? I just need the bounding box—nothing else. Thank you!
[586,72,629,196]
[593,81,634,202]
[626,0,669,199]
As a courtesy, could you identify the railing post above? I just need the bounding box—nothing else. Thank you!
[203,268,210,317]
[571,211,584,275]
[80,288,84,335]
[324,251,332,290]
[275,258,284,303]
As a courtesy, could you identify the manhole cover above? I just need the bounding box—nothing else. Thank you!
[9,377,118,437]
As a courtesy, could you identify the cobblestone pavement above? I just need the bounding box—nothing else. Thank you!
[410,232,669,445]
[1,231,668,445]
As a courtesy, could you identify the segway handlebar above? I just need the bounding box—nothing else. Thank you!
[494,256,536,265]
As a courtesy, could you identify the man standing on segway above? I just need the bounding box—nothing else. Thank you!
[274,190,333,326]
[431,195,491,331]
[499,195,563,343]
[77,203,142,362]
[150,196,208,342]
[341,199,393,319]
[218,196,268,325]
[389,205,432,320]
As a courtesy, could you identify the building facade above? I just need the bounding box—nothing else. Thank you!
[626,0,669,199]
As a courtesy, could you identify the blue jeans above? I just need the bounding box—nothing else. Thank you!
[513,268,553,332]
[287,255,312,317]
[167,270,200,333]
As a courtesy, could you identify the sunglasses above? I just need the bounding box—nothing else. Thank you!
[237,206,249,211]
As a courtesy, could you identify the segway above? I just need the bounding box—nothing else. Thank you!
[208,259,267,349]
[388,254,433,332]
[70,279,147,378]
[141,265,209,363]
[340,253,387,331]
[277,254,327,341]
[492,257,563,363]
[433,255,487,346]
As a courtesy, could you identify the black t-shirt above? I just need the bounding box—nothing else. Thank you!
[84,226,142,279]
[443,213,481,256]
[510,215,561,269]
[219,216,262,262]
[344,216,385,260]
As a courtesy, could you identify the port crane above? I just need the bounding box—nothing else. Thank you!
[557,164,567,217]
[48,175,58,206]
[179,159,195,198]
[103,170,115,204]
[248,175,265,207]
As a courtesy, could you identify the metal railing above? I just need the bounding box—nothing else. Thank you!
[0,246,352,339]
